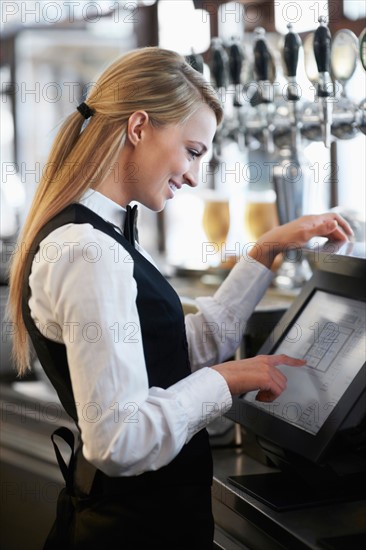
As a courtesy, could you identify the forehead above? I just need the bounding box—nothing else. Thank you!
[180,104,217,141]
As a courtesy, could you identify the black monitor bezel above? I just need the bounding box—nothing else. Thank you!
[226,269,366,464]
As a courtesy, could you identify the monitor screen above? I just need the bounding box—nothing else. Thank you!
[243,290,365,437]
[226,266,366,466]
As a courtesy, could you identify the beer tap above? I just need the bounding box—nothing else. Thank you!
[273,23,304,227]
[283,23,302,151]
[272,24,313,289]
[208,38,229,187]
[227,36,245,149]
[253,27,273,102]
[228,37,244,108]
[210,37,228,95]
[186,48,204,74]
[313,16,333,148]
[330,29,359,139]
[252,27,275,153]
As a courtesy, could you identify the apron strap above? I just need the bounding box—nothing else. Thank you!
[50,427,75,491]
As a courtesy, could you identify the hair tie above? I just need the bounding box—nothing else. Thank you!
[77,102,94,120]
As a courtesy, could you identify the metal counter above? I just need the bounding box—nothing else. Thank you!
[212,445,366,550]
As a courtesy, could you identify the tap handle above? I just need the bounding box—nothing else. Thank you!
[186,51,204,74]
[211,39,227,88]
[314,17,332,74]
[283,23,302,77]
[229,41,244,85]
[253,27,271,81]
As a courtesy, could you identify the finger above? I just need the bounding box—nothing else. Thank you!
[271,367,288,389]
[255,368,287,400]
[320,215,353,241]
[255,389,275,402]
[332,214,354,237]
[255,387,289,402]
[325,221,349,241]
[270,354,306,367]
[254,356,306,402]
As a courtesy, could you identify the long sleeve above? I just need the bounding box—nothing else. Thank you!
[29,221,231,477]
[185,258,274,371]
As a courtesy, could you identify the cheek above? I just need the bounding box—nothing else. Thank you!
[135,151,161,183]
[148,149,167,173]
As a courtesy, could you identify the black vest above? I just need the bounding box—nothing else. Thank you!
[22,204,212,490]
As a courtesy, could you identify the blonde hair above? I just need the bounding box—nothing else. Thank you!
[8,46,223,376]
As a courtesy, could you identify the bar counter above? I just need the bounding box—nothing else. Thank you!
[2,381,365,550]
[212,444,366,550]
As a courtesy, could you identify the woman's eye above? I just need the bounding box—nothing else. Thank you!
[188,149,200,160]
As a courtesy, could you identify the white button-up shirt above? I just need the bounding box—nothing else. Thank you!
[29,190,273,477]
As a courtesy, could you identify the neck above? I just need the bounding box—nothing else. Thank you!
[94,146,134,207]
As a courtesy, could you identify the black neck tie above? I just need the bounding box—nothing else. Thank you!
[123,204,138,247]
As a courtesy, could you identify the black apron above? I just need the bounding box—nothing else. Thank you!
[22,204,214,549]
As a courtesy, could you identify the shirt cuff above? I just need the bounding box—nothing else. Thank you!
[169,367,232,442]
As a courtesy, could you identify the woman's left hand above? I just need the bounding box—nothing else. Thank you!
[249,212,353,269]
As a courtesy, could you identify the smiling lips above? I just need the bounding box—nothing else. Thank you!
[168,181,180,195]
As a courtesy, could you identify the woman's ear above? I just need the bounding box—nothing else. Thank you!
[127,111,150,146]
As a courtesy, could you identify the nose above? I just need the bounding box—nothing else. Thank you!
[183,165,199,188]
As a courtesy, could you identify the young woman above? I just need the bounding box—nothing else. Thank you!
[8,47,352,549]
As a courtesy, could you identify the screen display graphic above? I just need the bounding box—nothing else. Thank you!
[243,291,366,435]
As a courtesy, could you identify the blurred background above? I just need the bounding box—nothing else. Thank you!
[0,2,365,548]
[1,1,365,282]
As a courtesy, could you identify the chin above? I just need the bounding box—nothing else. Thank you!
[151,199,167,212]
[138,196,166,212]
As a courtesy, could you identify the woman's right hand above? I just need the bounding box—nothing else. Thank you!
[212,354,306,402]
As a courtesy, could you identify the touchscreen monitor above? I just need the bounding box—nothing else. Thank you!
[227,266,366,466]
[243,290,365,437]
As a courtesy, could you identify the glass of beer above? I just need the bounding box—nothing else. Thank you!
[201,191,230,268]
[243,189,278,242]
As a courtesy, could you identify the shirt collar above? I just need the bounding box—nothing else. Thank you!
[79,189,127,230]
